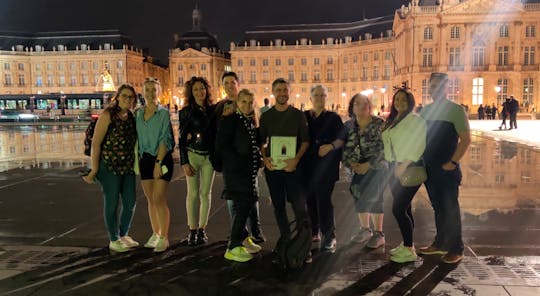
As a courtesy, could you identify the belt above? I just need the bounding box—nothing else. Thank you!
[187,147,209,155]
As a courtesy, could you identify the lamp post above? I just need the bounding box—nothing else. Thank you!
[341,92,346,111]
[495,86,501,105]
[295,93,300,108]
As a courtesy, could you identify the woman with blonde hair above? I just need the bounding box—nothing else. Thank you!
[82,84,138,253]
[135,77,175,253]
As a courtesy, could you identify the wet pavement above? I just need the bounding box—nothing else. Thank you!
[0,121,539,295]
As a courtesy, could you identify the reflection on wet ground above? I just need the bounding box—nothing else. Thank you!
[0,124,539,295]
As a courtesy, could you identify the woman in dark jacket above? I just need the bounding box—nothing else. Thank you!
[216,89,262,262]
[178,76,216,246]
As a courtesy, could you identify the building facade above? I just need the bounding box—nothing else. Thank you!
[0,30,169,111]
[231,0,540,112]
[169,7,231,107]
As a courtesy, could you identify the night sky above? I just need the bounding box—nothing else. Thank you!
[0,0,407,64]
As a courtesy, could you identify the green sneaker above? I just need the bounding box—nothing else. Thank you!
[144,233,159,248]
[390,246,417,263]
[242,237,262,254]
[390,243,405,256]
[153,236,169,253]
[224,246,254,263]
[109,240,130,253]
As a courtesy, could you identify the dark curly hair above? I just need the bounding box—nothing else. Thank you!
[184,76,212,107]
[106,83,136,118]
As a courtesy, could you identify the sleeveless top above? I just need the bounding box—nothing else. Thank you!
[101,112,137,175]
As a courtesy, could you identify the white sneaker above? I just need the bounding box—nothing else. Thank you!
[242,237,262,254]
[120,236,139,248]
[154,236,169,253]
[109,240,130,253]
[144,234,159,248]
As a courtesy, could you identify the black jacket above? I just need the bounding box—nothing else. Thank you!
[178,104,216,165]
[216,113,261,200]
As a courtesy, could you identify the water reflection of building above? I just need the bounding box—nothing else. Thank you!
[0,126,89,172]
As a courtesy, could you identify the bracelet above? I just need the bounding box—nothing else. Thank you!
[330,143,336,150]
[450,160,458,166]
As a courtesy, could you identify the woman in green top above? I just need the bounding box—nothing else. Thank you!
[82,84,138,253]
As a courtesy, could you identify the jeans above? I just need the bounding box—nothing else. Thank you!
[304,177,336,239]
[389,173,421,247]
[264,169,308,242]
[227,200,262,238]
[96,161,137,241]
[186,151,215,228]
[424,163,464,254]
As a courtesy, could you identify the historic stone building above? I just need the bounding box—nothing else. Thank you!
[231,0,540,112]
[169,7,231,106]
[0,30,168,110]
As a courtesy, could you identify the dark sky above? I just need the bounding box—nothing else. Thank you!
[0,0,407,64]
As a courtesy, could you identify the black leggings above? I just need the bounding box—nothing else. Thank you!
[389,174,421,247]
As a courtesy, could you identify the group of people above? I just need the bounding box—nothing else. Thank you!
[83,71,471,266]
[499,95,520,130]
[476,103,498,120]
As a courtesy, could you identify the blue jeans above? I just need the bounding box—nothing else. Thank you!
[424,164,464,254]
[97,161,137,241]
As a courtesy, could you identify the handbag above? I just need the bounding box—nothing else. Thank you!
[389,137,426,187]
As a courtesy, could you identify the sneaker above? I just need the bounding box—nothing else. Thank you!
[120,236,139,248]
[109,240,130,253]
[417,245,448,255]
[390,246,417,263]
[187,230,197,246]
[441,253,464,264]
[312,233,321,243]
[351,228,372,243]
[197,228,208,245]
[390,243,406,256]
[366,231,385,249]
[224,246,254,262]
[242,237,262,254]
[321,237,337,253]
[153,236,169,253]
[143,234,159,249]
[252,233,267,244]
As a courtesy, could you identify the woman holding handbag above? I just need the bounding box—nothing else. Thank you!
[381,88,426,263]
[82,84,138,253]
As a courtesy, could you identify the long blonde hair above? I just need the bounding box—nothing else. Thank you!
[238,88,259,127]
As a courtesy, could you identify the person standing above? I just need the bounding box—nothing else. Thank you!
[215,71,265,244]
[136,78,175,253]
[418,73,471,264]
[178,77,216,246]
[477,104,484,120]
[82,84,138,253]
[382,89,426,263]
[300,84,343,253]
[259,78,310,261]
[499,98,510,130]
[217,89,263,262]
[508,95,519,129]
[260,98,271,114]
[491,103,497,120]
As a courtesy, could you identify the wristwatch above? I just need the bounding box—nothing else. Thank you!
[155,159,162,165]
[450,160,458,166]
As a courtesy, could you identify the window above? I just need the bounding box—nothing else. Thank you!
[18,74,25,86]
[352,68,358,81]
[314,58,320,65]
[327,57,333,64]
[472,47,485,66]
[526,25,536,38]
[201,64,207,70]
[117,60,123,68]
[424,26,433,40]
[263,70,269,82]
[47,75,53,86]
[301,71,307,82]
[237,59,243,67]
[524,46,535,65]
[4,74,12,86]
[495,174,504,184]
[36,63,42,71]
[353,56,358,63]
[373,52,379,61]
[70,62,76,70]
[500,24,509,37]
[36,75,43,87]
[363,53,369,62]
[385,51,392,60]
[314,70,320,81]
[301,58,307,65]
[342,70,348,81]
[93,61,99,70]
[288,70,294,81]
[250,71,257,83]
[497,46,509,66]
[177,77,184,85]
[472,77,484,105]
[450,26,461,39]
[373,66,379,80]
[82,74,89,86]
[288,58,294,66]
[178,64,183,71]
[421,79,430,105]
[59,75,65,86]
[275,59,281,66]
[81,61,87,70]
[448,78,460,102]
[70,75,77,86]
[263,59,268,66]
[523,78,534,106]
[362,67,368,80]
[18,63,24,71]
[250,59,256,66]
[470,146,481,161]
[384,65,391,79]
[449,47,461,66]
[343,56,348,64]
[327,69,333,81]
[422,48,433,67]
[58,63,65,70]
[4,62,10,70]
[497,78,508,105]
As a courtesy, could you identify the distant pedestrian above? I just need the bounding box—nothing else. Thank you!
[418,72,471,264]
[508,95,519,129]
[491,103,497,120]
[485,105,492,120]
[499,99,509,130]
[82,84,138,253]
[260,97,271,114]
[477,104,484,120]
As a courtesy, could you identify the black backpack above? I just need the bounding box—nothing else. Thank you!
[83,118,98,156]
[277,219,312,269]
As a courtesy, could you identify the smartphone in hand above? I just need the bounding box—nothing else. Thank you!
[161,165,168,175]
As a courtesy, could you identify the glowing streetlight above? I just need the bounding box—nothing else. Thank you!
[361,89,374,96]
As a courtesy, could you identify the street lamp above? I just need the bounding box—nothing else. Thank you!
[380,87,387,112]
[495,86,501,105]
[296,93,300,107]
[341,92,346,110]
